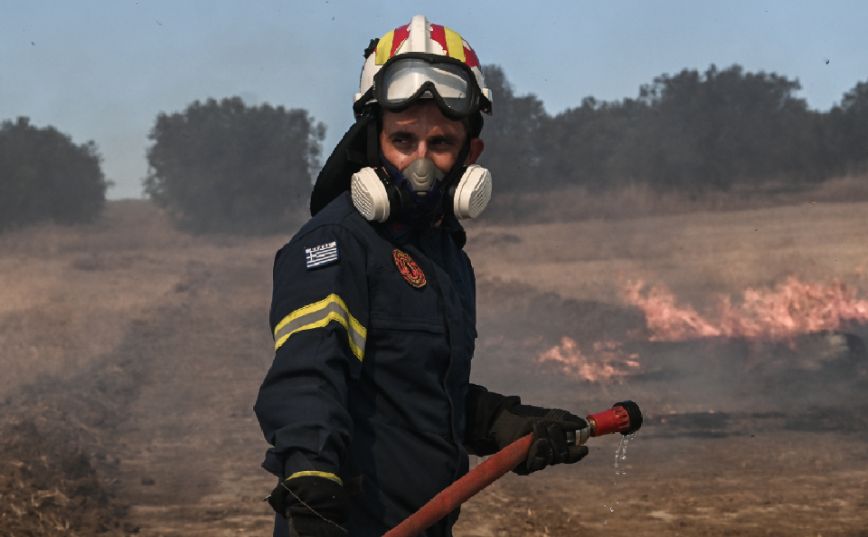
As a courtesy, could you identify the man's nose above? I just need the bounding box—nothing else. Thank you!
[413,141,429,160]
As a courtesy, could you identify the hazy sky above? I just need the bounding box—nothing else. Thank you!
[3,1,867,198]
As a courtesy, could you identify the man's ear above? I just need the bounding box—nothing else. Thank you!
[466,138,485,165]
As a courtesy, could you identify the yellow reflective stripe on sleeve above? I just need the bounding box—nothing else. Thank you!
[274,293,338,335]
[273,294,366,361]
[285,470,343,487]
[443,27,466,63]
[275,310,364,360]
[375,30,395,65]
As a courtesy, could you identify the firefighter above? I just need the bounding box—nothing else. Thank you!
[254,15,589,537]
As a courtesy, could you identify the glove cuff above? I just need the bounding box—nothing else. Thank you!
[464,385,521,455]
[268,475,348,535]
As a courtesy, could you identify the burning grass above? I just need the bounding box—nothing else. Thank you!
[625,276,868,342]
[468,197,868,388]
[534,276,868,384]
[537,337,640,382]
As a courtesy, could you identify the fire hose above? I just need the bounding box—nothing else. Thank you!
[383,401,643,537]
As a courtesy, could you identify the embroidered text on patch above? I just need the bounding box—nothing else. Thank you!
[305,241,339,269]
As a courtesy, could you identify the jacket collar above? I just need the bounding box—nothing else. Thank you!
[379,213,467,249]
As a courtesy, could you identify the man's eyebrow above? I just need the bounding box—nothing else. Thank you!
[387,129,415,138]
[429,133,459,142]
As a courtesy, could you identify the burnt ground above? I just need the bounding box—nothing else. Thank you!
[0,257,273,536]
[1,201,868,536]
[457,280,868,536]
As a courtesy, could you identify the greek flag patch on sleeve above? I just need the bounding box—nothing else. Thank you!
[305,241,339,269]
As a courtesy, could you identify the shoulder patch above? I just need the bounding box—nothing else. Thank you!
[305,241,339,269]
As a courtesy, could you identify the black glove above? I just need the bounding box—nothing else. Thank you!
[267,476,348,536]
[491,402,589,475]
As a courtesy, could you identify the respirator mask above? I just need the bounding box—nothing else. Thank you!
[349,53,493,223]
[350,156,492,223]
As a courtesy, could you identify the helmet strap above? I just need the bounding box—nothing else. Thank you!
[443,137,472,188]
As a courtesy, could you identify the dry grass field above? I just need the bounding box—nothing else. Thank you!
[1,190,867,536]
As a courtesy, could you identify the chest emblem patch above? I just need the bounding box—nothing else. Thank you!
[392,249,427,288]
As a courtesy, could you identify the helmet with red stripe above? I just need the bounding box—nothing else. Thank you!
[354,15,492,123]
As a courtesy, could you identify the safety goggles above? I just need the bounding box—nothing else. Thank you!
[371,53,489,120]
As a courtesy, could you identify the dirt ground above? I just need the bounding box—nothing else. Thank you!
[1,197,867,536]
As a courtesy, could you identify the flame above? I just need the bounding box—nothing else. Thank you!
[537,336,640,383]
[624,276,868,341]
[537,276,868,382]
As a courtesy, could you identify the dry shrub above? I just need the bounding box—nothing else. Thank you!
[797,174,868,202]
[0,199,191,259]
[486,174,868,223]
[0,411,129,536]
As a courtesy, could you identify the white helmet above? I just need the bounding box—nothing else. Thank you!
[353,15,493,119]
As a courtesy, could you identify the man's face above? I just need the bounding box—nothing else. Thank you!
[379,100,484,174]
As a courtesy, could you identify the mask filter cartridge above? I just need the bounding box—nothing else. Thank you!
[351,167,392,222]
[452,165,492,219]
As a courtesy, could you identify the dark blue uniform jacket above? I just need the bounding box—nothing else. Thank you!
[255,192,480,536]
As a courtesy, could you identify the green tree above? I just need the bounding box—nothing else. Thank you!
[496,64,832,196]
[477,65,549,193]
[828,80,868,171]
[144,97,325,234]
[540,96,650,190]
[537,64,830,194]
[0,117,107,231]
[632,65,820,190]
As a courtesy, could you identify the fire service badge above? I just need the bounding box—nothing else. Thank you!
[392,249,427,289]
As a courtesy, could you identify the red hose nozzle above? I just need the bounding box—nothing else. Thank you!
[588,400,643,436]
[566,400,643,445]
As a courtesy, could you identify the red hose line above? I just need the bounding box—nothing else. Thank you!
[382,434,534,537]
[383,402,641,536]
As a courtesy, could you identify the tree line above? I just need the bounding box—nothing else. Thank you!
[480,64,868,195]
[2,64,868,233]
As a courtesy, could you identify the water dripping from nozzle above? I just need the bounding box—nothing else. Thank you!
[603,433,636,515]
